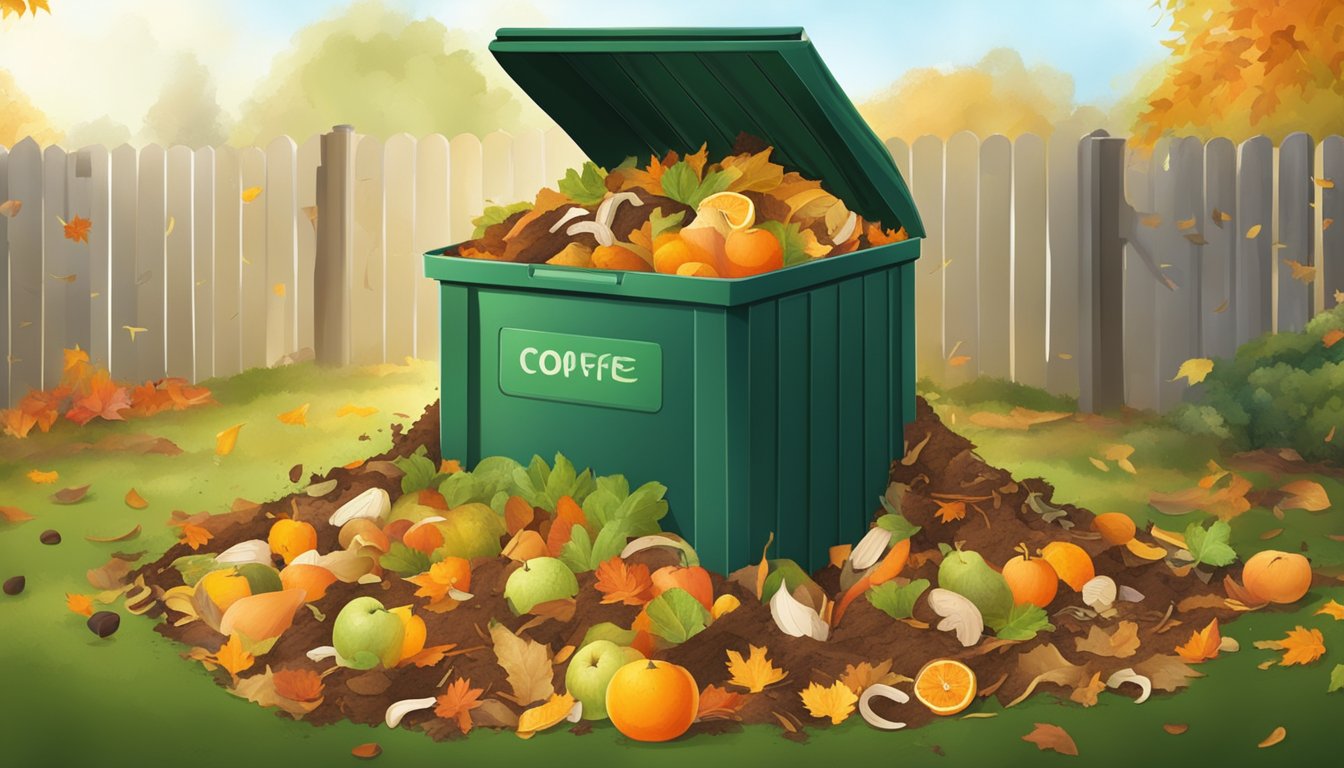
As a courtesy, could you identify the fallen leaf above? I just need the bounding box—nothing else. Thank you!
[434,677,484,735]
[66,593,94,616]
[337,404,377,417]
[176,521,213,551]
[86,557,133,590]
[123,325,148,341]
[935,500,966,524]
[51,485,90,505]
[216,423,244,456]
[696,684,746,721]
[1164,723,1188,735]
[947,355,972,367]
[213,633,256,678]
[1175,619,1221,663]
[1246,224,1263,239]
[1088,457,1110,472]
[1315,177,1336,189]
[1213,299,1229,313]
[1023,723,1078,756]
[63,215,91,243]
[241,186,262,203]
[1253,626,1326,666]
[1258,726,1286,748]
[1325,329,1344,348]
[27,469,58,484]
[489,622,553,706]
[273,403,310,426]
[351,743,381,759]
[0,506,35,524]
[272,668,324,704]
[593,557,653,606]
[516,693,577,739]
[839,660,909,696]
[1316,600,1344,621]
[1171,358,1214,385]
[1007,644,1092,707]
[1176,216,1195,231]
[1284,260,1316,283]
[272,282,286,297]
[1075,621,1141,658]
[725,645,788,693]
[124,488,148,509]
[85,524,141,543]
[799,681,857,725]
[1278,480,1330,512]
[0,199,20,218]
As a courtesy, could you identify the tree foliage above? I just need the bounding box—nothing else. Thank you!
[0,68,60,146]
[1134,0,1344,143]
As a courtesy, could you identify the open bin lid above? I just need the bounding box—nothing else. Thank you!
[490,27,924,239]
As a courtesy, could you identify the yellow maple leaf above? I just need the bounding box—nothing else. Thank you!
[725,645,787,693]
[1284,259,1316,284]
[215,423,244,456]
[934,500,967,524]
[212,633,256,678]
[337,404,377,417]
[27,469,58,484]
[1316,600,1344,621]
[799,681,857,725]
[277,404,309,426]
[66,593,94,617]
[1253,626,1326,666]
[1170,357,1214,385]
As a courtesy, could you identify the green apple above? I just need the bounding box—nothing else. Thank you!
[430,503,507,560]
[565,640,644,720]
[504,556,578,615]
[332,596,405,670]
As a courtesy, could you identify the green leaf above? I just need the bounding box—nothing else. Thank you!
[171,554,221,586]
[645,587,710,644]
[1329,664,1344,693]
[687,169,734,208]
[1184,520,1236,567]
[649,207,686,241]
[996,603,1055,641]
[612,481,668,536]
[379,542,431,576]
[557,162,608,205]
[659,162,736,209]
[874,506,921,542]
[581,474,629,529]
[393,449,439,495]
[866,578,929,620]
[590,520,633,567]
[756,220,810,266]
[559,525,595,574]
[470,201,532,238]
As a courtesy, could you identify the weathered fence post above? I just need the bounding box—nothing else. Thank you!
[315,125,355,366]
[1077,135,1127,413]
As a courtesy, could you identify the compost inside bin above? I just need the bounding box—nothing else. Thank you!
[452,133,909,278]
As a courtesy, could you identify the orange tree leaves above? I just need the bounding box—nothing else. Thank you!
[593,557,653,606]
[1253,626,1326,666]
[1135,0,1344,142]
[435,677,485,735]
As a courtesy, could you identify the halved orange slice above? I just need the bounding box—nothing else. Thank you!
[697,191,755,230]
[914,659,977,716]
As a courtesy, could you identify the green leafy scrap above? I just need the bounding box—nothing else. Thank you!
[470,201,533,238]
[558,162,609,205]
[379,542,431,576]
[756,220,810,266]
[645,587,710,644]
[867,578,929,620]
[649,207,686,241]
[874,504,921,543]
[1330,664,1344,693]
[394,448,440,495]
[659,161,736,209]
[511,453,596,512]
[1184,519,1236,568]
[438,455,521,508]
[996,603,1055,641]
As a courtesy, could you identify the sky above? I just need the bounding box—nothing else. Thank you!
[0,0,1171,134]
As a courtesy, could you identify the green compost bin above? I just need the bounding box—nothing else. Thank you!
[424,27,925,574]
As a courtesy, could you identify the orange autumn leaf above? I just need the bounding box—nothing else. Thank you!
[176,522,213,551]
[406,558,471,611]
[1316,600,1344,621]
[215,423,244,456]
[434,677,485,735]
[27,469,58,484]
[66,593,94,617]
[1175,618,1221,663]
[241,186,262,203]
[0,505,35,524]
[1324,329,1344,349]
[212,634,256,678]
[1252,626,1326,666]
[272,668,324,703]
[64,369,131,426]
[62,215,91,244]
[725,645,788,693]
[277,403,309,426]
[593,557,654,606]
[935,500,967,524]
[350,743,381,759]
[440,459,462,474]
[696,684,746,721]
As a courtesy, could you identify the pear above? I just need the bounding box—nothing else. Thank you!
[937,547,1014,630]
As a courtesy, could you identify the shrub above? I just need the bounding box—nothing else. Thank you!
[1180,305,1344,462]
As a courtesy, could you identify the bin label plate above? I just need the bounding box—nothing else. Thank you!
[498,328,662,413]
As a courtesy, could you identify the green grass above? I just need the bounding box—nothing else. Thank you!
[2,370,1341,766]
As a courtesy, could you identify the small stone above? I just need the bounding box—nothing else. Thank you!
[40,529,61,545]
[87,610,120,638]
[3,576,24,595]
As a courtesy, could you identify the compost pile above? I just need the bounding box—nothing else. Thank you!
[129,398,1279,743]
[452,133,908,279]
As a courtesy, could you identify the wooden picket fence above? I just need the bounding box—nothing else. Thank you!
[1,127,1341,411]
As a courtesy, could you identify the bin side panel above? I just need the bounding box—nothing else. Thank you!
[722,308,753,572]
[746,301,780,566]
[692,307,730,573]
[897,259,917,428]
[807,284,840,570]
[863,272,892,538]
[438,283,477,463]
[836,278,867,551]
[775,293,811,566]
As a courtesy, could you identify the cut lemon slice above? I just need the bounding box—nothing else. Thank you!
[697,191,755,230]
[914,659,977,716]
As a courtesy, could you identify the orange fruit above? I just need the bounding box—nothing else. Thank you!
[199,568,252,613]
[389,605,426,662]
[1242,550,1311,604]
[268,518,317,565]
[1002,544,1058,608]
[679,225,727,269]
[1039,541,1096,591]
[913,659,977,716]
[697,191,755,230]
[606,660,699,741]
[1092,512,1137,546]
[591,245,652,272]
[650,565,714,611]
[432,556,472,593]
[653,239,697,274]
[676,261,720,278]
[653,232,683,251]
[723,228,783,278]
